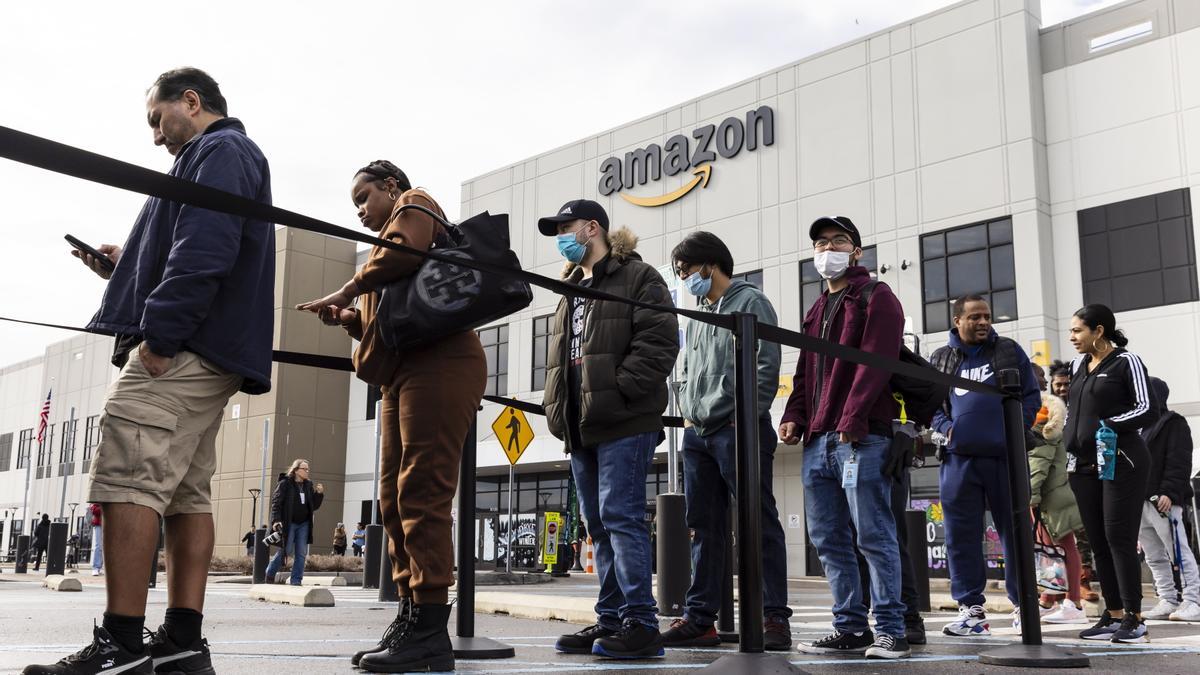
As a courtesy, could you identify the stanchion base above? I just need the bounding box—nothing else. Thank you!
[450,636,515,659]
[700,652,806,674]
[718,631,740,644]
[978,644,1090,668]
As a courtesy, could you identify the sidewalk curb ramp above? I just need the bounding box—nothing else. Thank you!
[248,584,334,607]
[42,575,82,592]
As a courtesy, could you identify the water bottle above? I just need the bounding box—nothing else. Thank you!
[1096,421,1117,481]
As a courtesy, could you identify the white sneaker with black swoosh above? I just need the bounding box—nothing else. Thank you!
[145,627,214,675]
[21,624,152,675]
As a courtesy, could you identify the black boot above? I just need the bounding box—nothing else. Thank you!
[358,603,454,673]
[352,598,413,667]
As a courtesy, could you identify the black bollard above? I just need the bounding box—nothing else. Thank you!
[378,530,400,602]
[252,528,269,584]
[979,369,1088,668]
[363,524,383,589]
[717,505,738,644]
[46,522,68,576]
[656,492,689,617]
[451,416,514,659]
[702,313,802,674]
[15,535,30,574]
[905,510,932,613]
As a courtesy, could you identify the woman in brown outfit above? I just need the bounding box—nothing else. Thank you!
[297,160,486,673]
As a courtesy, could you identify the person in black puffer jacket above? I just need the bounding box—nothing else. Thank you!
[1063,304,1157,643]
[265,459,324,585]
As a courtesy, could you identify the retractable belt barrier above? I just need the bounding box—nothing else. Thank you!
[0,124,1004,399]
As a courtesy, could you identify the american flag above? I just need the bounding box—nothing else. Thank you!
[36,389,52,445]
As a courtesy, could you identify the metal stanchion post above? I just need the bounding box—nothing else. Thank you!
[378,530,399,602]
[452,415,514,659]
[46,521,68,576]
[979,369,1088,668]
[702,313,801,674]
[717,505,738,644]
[657,378,689,617]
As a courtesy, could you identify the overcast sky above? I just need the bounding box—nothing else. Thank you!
[0,0,1122,365]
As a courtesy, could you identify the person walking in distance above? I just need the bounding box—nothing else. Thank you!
[31,514,50,571]
[333,523,349,557]
[264,460,324,585]
[88,503,103,576]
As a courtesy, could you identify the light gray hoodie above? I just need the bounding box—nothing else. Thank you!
[680,280,782,436]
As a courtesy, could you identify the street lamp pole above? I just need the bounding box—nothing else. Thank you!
[247,489,261,532]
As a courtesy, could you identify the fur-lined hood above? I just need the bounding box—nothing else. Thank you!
[561,226,641,281]
[1039,391,1067,443]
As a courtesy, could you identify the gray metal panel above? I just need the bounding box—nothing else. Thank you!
[1040,26,1067,73]
[1176,0,1200,32]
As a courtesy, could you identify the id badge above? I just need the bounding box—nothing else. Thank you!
[842,455,859,489]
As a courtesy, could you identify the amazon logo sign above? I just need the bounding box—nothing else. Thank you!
[597,106,774,207]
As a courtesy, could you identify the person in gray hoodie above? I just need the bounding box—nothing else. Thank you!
[661,232,792,651]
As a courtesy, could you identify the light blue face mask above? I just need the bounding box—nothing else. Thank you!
[557,232,589,263]
[683,267,712,297]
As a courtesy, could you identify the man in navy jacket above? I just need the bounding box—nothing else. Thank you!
[930,295,1040,637]
[26,68,274,675]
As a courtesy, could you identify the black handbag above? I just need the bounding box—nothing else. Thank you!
[375,207,532,351]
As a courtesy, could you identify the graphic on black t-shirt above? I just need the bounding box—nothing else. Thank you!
[570,295,586,366]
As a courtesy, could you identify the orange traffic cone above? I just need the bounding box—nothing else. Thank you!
[585,536,594,574]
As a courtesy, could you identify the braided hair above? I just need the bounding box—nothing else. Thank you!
[356,160,412,193]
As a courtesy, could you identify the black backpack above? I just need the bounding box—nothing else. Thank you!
[858,281,948,428]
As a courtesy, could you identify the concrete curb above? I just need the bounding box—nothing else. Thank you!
[301,576,347,587]
[474,591,596,624]
[248,584,334,607]
[42,575,82,592]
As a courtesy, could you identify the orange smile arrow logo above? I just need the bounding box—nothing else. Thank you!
[618,164,712,207]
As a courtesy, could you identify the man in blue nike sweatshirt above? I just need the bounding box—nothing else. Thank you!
[930,295,1040,636]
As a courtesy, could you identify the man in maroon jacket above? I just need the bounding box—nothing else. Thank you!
[779,216,909,660]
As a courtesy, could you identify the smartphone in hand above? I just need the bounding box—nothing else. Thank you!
[65,234,115,274]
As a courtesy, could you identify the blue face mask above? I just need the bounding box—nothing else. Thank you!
[684,267,712,297]
[557,231,589,263]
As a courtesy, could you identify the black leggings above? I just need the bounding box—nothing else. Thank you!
[1068,439,1149,614]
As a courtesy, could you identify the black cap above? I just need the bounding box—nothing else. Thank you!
[538,199,609,236]
[809,215,862,248]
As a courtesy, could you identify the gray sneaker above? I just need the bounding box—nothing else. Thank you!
[1079,612,1119,640]
[1110,614,1149,644]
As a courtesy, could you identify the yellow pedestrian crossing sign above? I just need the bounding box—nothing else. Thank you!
[493,406,534,465]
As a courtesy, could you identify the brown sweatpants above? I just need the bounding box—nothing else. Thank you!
[379,330,486,604]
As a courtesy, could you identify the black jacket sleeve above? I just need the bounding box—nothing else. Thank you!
[1105,353,1157,433]
[269,479,287,525]
[614,266,680,402]
[310,481,324,512]
[1158,417,1195,504]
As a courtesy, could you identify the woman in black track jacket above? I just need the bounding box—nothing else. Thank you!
[1063,304,1157,644]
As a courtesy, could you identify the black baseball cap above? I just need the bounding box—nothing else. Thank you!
[809,215,862,248]
[538,199,609,236]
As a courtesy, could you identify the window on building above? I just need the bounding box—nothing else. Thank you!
[921,218,1016,334]
[733,269,763,289]
[365,385,382,421]
[58,419,77,476]
[800,247,878,317]
[0,433,12,472]
[531,314,553,392]
[16,429,33,470]
[478,325,509,397]
[1078,188,1197,313]
[82,415,100,473]
[36,424,54,479]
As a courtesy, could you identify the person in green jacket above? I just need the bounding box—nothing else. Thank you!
[1028,363,1087,623]
[660,231,792,651]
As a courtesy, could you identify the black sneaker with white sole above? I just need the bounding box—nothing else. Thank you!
[865,633,911,659]
[1110,614,1150,644]
[796,630,874,654]
[1079,612,1120,640]
[22,625,153,675]
[145,627,214,675]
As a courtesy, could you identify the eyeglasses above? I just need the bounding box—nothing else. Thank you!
[813,235,854,251]
[674,263,699,279]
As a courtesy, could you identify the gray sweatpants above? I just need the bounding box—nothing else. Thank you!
[1139,502,1200,605]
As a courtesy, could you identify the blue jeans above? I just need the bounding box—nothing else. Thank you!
[572,431,659,628]
[91,525,103,572]
[803,431,905,636]
[265,521,310,585]
[682,419,792,624]
[940,453,1019,606]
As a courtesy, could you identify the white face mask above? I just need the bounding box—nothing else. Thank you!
[814,250,852,280]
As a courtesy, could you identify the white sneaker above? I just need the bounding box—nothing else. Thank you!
[91,569,100,576]
[1039,603,1060,617]
[1011,607,1021,631]
[942,605,990,636]
[1044,601,1087,624]
[1169,601,1200,622]
[1143,599,1179,620]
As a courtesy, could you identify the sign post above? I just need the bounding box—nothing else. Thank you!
[492,406,533,574]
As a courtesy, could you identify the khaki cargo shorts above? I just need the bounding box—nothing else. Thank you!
[88,345,243,516]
